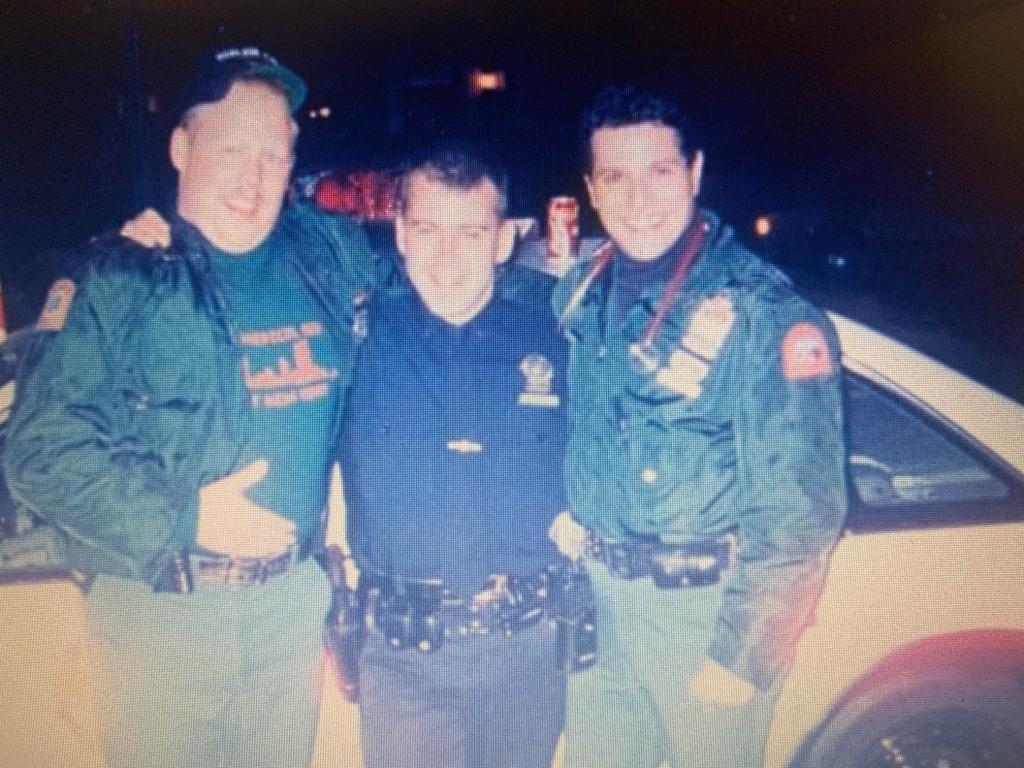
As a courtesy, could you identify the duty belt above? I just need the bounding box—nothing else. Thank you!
[586,531,735,588]
[153,549,296,592]
[362,565,580,653]
[193,550,294,587]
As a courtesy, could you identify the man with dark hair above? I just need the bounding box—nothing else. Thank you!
[338,143,571,768]
[549,85,847,767]
[3,46,374,768]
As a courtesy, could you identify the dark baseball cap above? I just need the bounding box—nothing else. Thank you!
[175,45,308,122]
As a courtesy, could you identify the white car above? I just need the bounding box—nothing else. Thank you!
[765,314,1024,768]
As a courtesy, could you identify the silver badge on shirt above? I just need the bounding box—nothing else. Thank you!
[518,353,560,408]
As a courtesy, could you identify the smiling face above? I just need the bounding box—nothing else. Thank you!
[395,171,514,326]
[586,121,704,262]
[170,80,296,254]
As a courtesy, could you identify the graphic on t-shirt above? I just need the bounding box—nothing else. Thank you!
[239,321,338,408]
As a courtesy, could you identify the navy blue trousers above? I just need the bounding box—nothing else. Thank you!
[358,619,566,768]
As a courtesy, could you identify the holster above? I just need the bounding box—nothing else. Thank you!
[549,563,598,673]
[320,546,365,703]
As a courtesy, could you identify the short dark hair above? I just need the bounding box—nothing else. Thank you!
[395,142,509,217]
[580,85,694,171]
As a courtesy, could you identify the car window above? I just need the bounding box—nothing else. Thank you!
[845,374,1012,512]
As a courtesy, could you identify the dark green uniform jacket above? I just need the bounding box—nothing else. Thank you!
[2,201,375,586]
[553,211,848,690]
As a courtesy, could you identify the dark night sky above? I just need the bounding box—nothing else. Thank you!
[2,0,1022,234]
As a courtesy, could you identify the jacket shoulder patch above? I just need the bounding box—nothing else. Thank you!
[781,322,832,381]
[37,278,76,331]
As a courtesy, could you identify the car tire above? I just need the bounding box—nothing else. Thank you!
[794,674,1024,768]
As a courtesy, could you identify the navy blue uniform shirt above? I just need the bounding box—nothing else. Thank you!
[339,265,568,597]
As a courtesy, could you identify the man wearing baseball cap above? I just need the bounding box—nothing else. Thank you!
[4,45,375,767]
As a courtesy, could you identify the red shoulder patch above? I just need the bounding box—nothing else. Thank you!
[36,278,76,331]
[781,322,833,381]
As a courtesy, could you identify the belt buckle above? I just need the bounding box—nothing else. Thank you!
[223,558,249,587]
[373,578,448,652]
[649,542,725,589]
[211,549,290,588]
[229,557,265,587]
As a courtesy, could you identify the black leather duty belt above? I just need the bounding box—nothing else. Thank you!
[362,566,578,653]
[152,548,301,593]
[586,532,735,588]
[192,550,294,587]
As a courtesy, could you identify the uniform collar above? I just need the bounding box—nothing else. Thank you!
[611,210,726,291]
[396,284,503,344]
[633,211,738,301]
[385,262,528,342]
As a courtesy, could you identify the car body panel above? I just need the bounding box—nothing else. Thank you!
[766,314,1024,768]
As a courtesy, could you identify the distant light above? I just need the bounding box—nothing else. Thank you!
[754,216,774,237]
[308,109,318,119]
[318,106,332,118]
[468,69,506,96]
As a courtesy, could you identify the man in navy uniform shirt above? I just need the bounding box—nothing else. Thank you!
[338,145,571,768]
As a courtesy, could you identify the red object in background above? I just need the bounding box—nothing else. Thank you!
[313,171,396,221]
[314,176,358,214]
[547,196,580,261]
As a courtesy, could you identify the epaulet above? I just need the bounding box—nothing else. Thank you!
[715,241,795,297]
[86,227,172,265]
